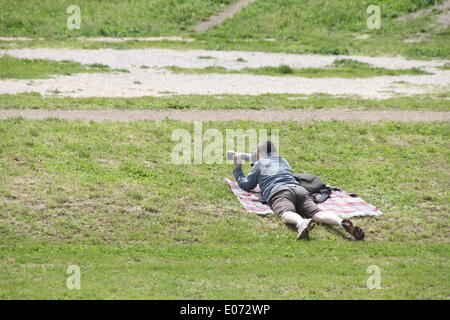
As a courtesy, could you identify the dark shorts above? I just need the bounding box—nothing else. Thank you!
[268,185,321,219]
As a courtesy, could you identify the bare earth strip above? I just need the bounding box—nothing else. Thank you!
[193,0,258,33]
[1,109,449,122]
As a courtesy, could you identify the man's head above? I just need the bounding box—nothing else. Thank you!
[256,140,277,160]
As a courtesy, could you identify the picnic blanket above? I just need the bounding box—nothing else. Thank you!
[224,178,383,218]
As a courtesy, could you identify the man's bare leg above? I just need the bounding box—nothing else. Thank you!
[312,211,342,225]
[312,211,365,240]
[281,211,315,240]
[281,211,305,226]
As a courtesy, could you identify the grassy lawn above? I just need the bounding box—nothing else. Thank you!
[0,0,448,300]
[0,55,127,79]
[166,59,431,78]
[202,0,450,59]
[0,92,449,111]
[0,0,238,38]
[0,119,448,299]
[0,0,448,59]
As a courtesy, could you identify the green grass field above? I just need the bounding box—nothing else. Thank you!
[0,55,127,79]
[0,0,448,59]
[0,92,449,111]
[0,119,448,299]
[0,0,449,300]
[202,0,450,59]
[165,59,431,78]
[0,0,238,38]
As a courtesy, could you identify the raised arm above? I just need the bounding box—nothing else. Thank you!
[233,159,260,192]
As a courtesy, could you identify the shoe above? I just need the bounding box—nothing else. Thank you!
[297,219,315,240]
[341,219,365,240]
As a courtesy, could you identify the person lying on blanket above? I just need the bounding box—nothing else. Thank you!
[233,141,365,240]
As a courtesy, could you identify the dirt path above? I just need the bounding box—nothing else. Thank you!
[398,0,450,28]
[400,0,450,42]
[193,0,258,33]
[1,109,449,122]
[1,48,448,99]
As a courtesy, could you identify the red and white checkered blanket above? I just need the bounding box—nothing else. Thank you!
[224,178,383,218]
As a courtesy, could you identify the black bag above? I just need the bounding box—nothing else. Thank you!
[293,173,332,203]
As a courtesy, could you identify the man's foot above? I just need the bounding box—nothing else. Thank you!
[341,219,365,240]
[297,219,315,240]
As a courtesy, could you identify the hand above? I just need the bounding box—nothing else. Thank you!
[233,154,242,168]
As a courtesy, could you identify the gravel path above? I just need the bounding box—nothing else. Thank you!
[1,109,449,122]
[0,36,195,42]
[3,48,447,70]
[0,48,449,98]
